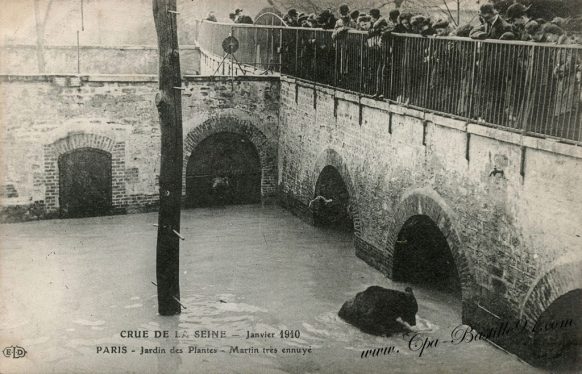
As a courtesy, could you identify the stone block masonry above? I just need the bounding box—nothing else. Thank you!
[0,45,200,76]
[277,75,582,355]
[2,66,581,361]
[0,74,279,221]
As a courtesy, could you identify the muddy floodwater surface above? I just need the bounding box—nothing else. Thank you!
[0,205,543,373]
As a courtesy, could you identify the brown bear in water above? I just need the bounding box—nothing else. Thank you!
[338,286,418,336]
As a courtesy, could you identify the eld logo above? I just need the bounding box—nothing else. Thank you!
[3,346,27,359]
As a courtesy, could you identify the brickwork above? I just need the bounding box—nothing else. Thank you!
[0,74,279,220]
[0,75,161,220]
[0,45,200,76]
[2,63,581,360]
[181,76,280,203]
[276,75,582,354]
[183,115,277,202]
[43,133,125,214]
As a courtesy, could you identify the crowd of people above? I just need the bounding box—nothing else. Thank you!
[202,3,580,140]
[291,2,579,44]
[207,1,580,44]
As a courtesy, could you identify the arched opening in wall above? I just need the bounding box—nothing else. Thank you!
[392,215,461,298]
[186,132,261,208]
[312,165,353,232]
[58,148,112,218]
[532,289,582,370]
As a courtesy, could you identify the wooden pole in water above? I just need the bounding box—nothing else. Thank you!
[153,0,183,316]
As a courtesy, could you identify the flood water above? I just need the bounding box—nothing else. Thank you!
[0,205,543,373]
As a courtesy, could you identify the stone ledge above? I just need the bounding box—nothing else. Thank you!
[183,75,279,82]
[0,74,158,83]
[468,123,582,160]
[1,44,199,51]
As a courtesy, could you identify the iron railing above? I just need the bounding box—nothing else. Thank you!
[196,21,582,144]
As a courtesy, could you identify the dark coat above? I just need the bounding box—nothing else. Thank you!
[470,16,513,39]
[393,23,411,34]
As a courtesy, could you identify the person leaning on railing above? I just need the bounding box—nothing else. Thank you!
[283,9,299,27]
[507,3,533,41]
[394,13,413,34]
[470,3,513,40]
[369,9,394,99]
[550,33,581,139]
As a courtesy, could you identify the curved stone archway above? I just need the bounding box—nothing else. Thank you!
[520,259,582,367]
[183,115,277,203]
[185,132,262,207]
[311,148,362,237]
[521,259,582,327]
[385,189,474,309]
[43,133,126,215]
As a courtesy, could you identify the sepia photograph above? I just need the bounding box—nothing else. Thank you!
[0,0,581,373]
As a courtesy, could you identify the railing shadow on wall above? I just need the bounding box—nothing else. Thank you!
[195,20,582,146]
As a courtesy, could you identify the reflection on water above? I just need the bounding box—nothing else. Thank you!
[0,205,542,373]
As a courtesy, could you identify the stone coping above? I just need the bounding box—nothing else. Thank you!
[280,75,582,159]
[183,75,280,82]
[2,73,579,159]
[1,44,199,50]
[0,74,158,83]
[0,74,279,83]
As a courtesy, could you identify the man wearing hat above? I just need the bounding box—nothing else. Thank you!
[318,10,337,30]
[433,19,450,37]
[357,15,372,31]
[283,9,299,27]
[411,15,435,36]
[368,9,391,36]
[335,4,357,30]
[470,3,512,39]
[339,4,350,17]
[389,10,400,26]
[305,14,319,28]
[507,3,533,40]
[516,0,571,22]
[298,13,309,27]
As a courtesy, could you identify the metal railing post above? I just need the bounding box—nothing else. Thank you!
[295,29,299,77]
[521,45,536,136]
[424,38,432,108]
[193,22,581,145]
[359,33,364,94]
[467,41,478,121]
[389,35,394,100]
[279,28,283,73]
[334,38,338,87]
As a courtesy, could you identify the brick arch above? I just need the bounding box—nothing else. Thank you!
[385,189,475,309]
[43,133,126,214]
[52,133,117,155]
[520,257,582,329]
[311,148,362,237]
[183,115,277,201]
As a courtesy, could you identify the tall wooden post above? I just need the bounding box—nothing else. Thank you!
[153,0,183,316]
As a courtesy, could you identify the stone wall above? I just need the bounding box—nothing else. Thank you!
[277,76,582,352]
[181,76,280,204]
[2,62,581,359]
[0,74,279,221]
[0,45,200,75]
[0,75,160,221]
